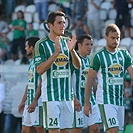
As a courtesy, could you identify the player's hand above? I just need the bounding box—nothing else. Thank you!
[27,101,36,113]
[18,102,25,114]
[74,97,82,112]
[67,34,77,51]
[54,36,60,55]
[84,102,92,117]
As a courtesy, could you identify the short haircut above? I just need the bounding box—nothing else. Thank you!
[17,10,24,19]
[105,23,120,36]
[47,11,65,25]
[75,34,92,50]
[26,37,40,48]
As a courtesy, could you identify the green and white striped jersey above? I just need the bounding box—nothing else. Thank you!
[72,54,96,106]
[26,59,41,106]
[90,47,132,106]
[34,36,74,102]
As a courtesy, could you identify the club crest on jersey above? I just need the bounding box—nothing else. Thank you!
[54,53,68,67]
[82,68,89,78]
[28,70,34,80]
[108,63,123,75]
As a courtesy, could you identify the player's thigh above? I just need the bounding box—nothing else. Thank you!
[60,101,74,129]
[42,101,60,129]
[99,104,124,131]
[73,109,84,128]
[31,106,43,127]
[22,105,32,126]
[83,104,102,127]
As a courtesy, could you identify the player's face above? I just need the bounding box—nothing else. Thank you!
[105,31,120,52]
[79,38,93,57]
[25,41,32,57]
[51,16,65,36]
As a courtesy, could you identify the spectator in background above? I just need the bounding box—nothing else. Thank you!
[9,10,27,61]
[34,0,49,23]
[0,39,7,63]
[0,32,11,60]
[75,18,90,38]
[113,0,133,38]
[71,0,88,30]
[0,0,2,15]
[6,0,16,19]
[0,15,8,36]
[57,0,72,17]
[87,0,102,40]
[27,23,39,38]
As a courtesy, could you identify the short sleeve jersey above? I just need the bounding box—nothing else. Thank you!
[12,19,26,39]
[26,59,41,106]
[27,30,38,38]
[72,54,96,106]
[34,36,74,102]
[90,47,132,106]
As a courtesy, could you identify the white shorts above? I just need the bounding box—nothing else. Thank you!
[22,105,43,126]
[42,101,74,129]
[99,104,125,131]
[73,104,102,128]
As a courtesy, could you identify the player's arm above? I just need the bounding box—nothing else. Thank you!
[18,85,28,114]
[127,65,133,80]
[68,35,81,69]
[84,68,97,117]
[27,80,42,113]
[74,95,82,112]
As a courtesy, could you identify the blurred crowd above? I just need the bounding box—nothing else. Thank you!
[0,0,133,63]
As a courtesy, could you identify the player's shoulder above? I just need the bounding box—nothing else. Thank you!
[36,37,47,44]
[117,47,129,55]
[92,47,104,57]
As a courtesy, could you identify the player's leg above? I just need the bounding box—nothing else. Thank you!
[89,124,100,133]
[21,126,36,133]
[35,126,46,133]
[85,104,102,133]
[22,105,35,133]
[42,101,60,133]
[99,104,124,133]
[60,101,74,133]
[72,109,84,133]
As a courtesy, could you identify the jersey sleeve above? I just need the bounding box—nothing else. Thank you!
[34,41,46,68]
[89,53,100,72]
[124,50,133,70]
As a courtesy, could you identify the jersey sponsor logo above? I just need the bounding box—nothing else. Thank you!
[54,53,68,67]
[52,69,70,78]
[82,68,89,78]
[28,70,34,80]
[108,63,123,75]
[28,83,35,90]
[35,57,41,62]
[108,77,123,85]
[81,80,86,88]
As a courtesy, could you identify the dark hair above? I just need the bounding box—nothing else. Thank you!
[26,37,40,48]
[17,10,24,19]
[105,23,120,36]
[75,34,92,50]
[47,11,65,25]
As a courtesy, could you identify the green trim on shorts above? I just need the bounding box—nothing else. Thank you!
[39,106,43,126]
[33,106,43,127]
[72,110,76,128]
[98,104,109,129]
[43,102,48,130]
